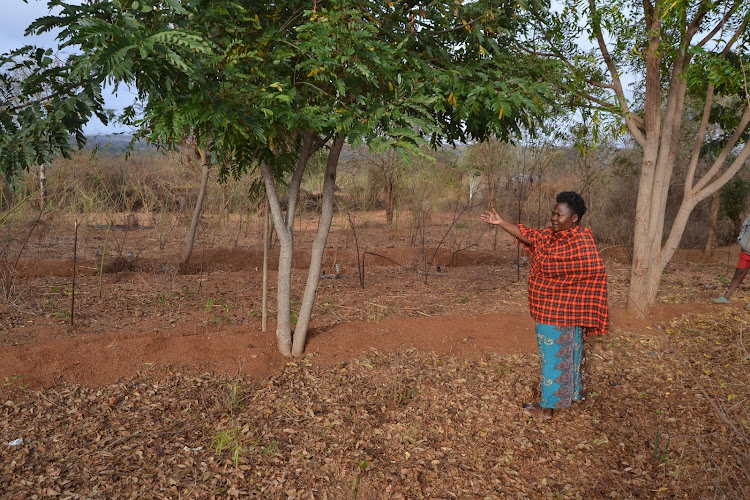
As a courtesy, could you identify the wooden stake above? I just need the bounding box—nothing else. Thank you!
[262,195,270,332]
[71,220,79,327]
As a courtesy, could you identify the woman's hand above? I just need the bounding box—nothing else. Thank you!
[480,208,532,246]
[481,208,503,225]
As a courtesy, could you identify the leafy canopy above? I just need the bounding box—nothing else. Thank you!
[1,0,559,184]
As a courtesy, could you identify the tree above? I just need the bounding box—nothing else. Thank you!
[239,1,557,356]
[365,148,405,226]
[4,0,557,356]
[528,0,750,317]
[0,44,108,186]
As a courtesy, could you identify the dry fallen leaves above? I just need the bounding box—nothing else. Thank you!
[2,314,749,499]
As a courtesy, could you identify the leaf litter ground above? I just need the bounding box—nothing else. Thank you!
[2,310,749,498]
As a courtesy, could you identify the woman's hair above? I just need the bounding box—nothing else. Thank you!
[556,191,587,220]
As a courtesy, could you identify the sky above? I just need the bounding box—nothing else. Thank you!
[1,0,132,135]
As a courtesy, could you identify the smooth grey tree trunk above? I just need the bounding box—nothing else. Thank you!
[627,105,750,316]
[292,136,345,356]
[261,132,321,356]
[180,149,211,266]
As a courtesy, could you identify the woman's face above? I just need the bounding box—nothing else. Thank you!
[551,202,578,232]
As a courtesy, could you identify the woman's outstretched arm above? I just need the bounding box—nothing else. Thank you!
[480,208,532,246]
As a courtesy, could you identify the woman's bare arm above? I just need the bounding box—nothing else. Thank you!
[480,208,532,246]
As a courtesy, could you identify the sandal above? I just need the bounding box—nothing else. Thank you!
[522,402,553,420]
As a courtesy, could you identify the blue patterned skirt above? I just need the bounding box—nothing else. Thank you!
[535,323,584,409]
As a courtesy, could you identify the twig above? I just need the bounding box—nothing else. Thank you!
[98,221,112,299]
[311,401,379,408]
[428,199,475,268]
[104,424,199,450]
[345,211,364,288]
[11,204,46,271]
[335,304,364,311]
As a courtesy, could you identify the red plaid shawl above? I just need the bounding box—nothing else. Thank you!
[518,224,609,336]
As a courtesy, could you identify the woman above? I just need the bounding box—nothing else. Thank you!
[481,191,609,419]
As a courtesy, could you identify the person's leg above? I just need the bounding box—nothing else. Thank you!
[526,324,555,418]
[720,267,750,300]
[717,251,750,301]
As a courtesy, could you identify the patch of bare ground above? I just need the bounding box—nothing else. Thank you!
[0,213,749,497]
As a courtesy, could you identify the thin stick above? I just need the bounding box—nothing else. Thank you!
[427,199,474,268]
[345,211,364,288]
[262,195,270,332]
[71,220,79,328]
[98,221,112,299]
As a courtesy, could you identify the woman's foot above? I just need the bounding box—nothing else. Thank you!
[714,296,731,304]
[522,403,553,420]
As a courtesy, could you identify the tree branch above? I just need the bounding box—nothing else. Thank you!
[693,104,750,195]
[718,15,748,57]
[684,83,715,195]
[685,0,714,44]
[409,15,487,35]
[286,131,317,229]
[696,139,750,202]
[2,80,84,113]
[589,0,647,146]
[696,0,743,47]
[516,43,615,90]
[642,0,654,31]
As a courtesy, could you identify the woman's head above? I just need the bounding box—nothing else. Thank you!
[551,191,587,232]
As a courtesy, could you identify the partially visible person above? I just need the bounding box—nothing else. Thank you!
[715,216,750,310]
[481,191,609,419]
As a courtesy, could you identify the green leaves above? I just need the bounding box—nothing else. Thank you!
[0,39,108,182]
[2,0,556,183]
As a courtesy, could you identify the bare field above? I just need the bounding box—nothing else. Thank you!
[1,210,748,498]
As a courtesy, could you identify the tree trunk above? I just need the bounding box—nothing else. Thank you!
[385,174,395,225]
[626,105,750,317]
[581,0,750,319]
[261,161,294,356]
[292,136,345,356]
[383,150,397,226]
[180,149,210,266]
[704,191,720,258]
[261,132,321,356]
[627,148,660,317]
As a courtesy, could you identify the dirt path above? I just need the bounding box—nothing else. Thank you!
[0,302,724,392]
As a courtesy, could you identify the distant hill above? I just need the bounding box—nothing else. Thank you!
[81,134,156,153]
